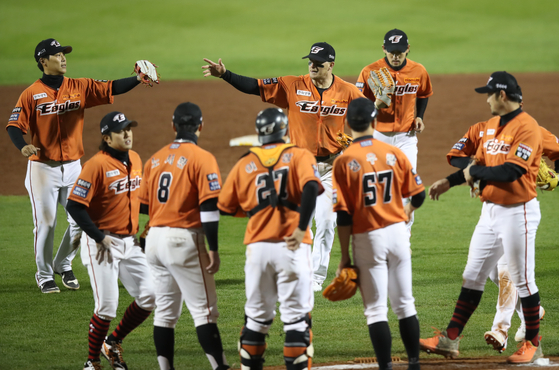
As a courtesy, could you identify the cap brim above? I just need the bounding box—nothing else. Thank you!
[385,44,408,53]
[61,46,73,54]
[474,86,492,93]
[110,120,138,133]
[302,54,328,63]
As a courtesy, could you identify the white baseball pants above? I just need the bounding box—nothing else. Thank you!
[25,160,82,286]
[244,242,313,334]
[352,222,417,325]
[81,233,155,320]
[146,226,219,328]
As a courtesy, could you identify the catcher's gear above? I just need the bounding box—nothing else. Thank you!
[134,60,160,87]
[255,108,288,144]
[367,67,396,107]
[536,158,558,191]
[336,131,353,149]
[322,266,358,301]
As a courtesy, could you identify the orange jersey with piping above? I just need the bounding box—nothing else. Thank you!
[258,75,364,157]
[474,113,542,204]
[356,58,432,133]
[139,141,222,229]
[218,143,323,245]
[68,150,142,235]
[332,137,424,234]
[447,122,559,163]
[6,77,114,162]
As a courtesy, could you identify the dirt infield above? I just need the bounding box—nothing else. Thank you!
[2,72,558,195]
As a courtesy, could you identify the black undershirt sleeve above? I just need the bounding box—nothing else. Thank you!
[220,70,260,95]
[112,77,141,95]
[416,97,429,119]
[200,198,219,251]
[66,199,106,243]
[298,181,319,230]
[140,203,149,215]
[555,160,559,173]
[469,162,526,182]
[410,190,426,208]
[336,210,352,226]
[449,156,473,170]
[446,168,467,187]
[7,126,27,151]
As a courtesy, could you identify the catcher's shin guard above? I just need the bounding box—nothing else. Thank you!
[239,326,267,370]
[284,328,314,370]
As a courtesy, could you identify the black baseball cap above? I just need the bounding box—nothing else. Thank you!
[475,71,522,95]
[100,112,138,135]
[347,98,378,131]
[34,38,72,62]
[173,102,203,126]
[383,29,409,53]
[302,42,335,63]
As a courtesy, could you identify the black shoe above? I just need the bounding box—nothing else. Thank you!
[40,280,60,294]
[55,270,80,290]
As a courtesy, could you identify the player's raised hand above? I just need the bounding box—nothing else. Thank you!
[429,178,450,201]
[96,235,114,264]
[202,58,226,78]
[206,250,221,274]
[284,228,305,251]
[21,144,40,158]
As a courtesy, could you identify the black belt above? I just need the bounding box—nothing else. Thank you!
[315,152,341,162]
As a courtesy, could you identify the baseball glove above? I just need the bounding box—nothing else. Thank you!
[367,67,395,107]
[322,267,359,302]
[536,158,558,191]
[336,131,353,149]
[134,60,160,87]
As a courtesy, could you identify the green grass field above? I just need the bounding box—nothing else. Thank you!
[1,187,558,369]
[1,0,559,85]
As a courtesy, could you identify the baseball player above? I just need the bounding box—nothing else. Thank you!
[139,102,230,370]
[420,72,544,364]
[356,29,433,232]
[203,42,364,291]
[446,121,557,352]
[66,111,156,370]
[6,38,157,293]
[218,108,323,370]
[332,98,426,370]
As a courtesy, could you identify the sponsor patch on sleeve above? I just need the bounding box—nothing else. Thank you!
[12,107,22,113]
[72,186,89,198]
[332,188,338,204]
[209,180,221,191]
[206,173,218,181]
[77,179,91,189]
[9,113,19,121]
[515,143,533,161]
[312,164,320,178]
[415,175,423,185]
[262,77,279,85]
[452,143,465,151]
[356,82,364,88]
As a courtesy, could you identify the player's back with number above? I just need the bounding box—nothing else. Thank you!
[141,143,221,228]
[333,139,424,234]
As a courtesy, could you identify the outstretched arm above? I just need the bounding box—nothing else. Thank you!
[202,58,260,95]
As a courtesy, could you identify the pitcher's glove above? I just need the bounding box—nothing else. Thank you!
[134,60,160,87]
[322,267,358,302]
[139,220,151,252]
[336,131,353,149]
[537,158,558,191]
[367,67,395,107]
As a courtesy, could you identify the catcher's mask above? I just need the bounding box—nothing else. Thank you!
[255,108,288,144]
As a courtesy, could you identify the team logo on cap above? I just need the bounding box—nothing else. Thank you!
[310,46,324,54]
[113,113,126,122]
[389,35,403,43]
[50,40,61,47]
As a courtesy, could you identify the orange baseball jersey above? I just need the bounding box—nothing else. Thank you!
[258,75,364,157]
[139,142,222,229]
[68,150,142,235]
[6,78,114,162]
[218,143,323,245]
[356,58,433,133]
[332,136,424,234]
[475,113,542,204]
[447,122,559,163]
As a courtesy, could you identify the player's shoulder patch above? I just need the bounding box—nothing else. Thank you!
[414,174,423,185]
[72,185,89,198]
[106,169,120,178]
[209,180,221,191]
[348,159,361,172]
[355,82,364,88]
[33,93,47,100]
[262,77,279,85]
[386,153,397,166]
[77,179,91,189]
[515,143,533,161]
[332,188,338,204]
[452,142,465,151]
[296,89,311,97]
[9,113,19,122]
[12,107,22,113]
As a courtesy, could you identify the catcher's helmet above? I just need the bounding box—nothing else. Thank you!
[255,108,288,144]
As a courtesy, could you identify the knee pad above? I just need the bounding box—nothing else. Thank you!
[284,328,313,370]
[239,326,267,370]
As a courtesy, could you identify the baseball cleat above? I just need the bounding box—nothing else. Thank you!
[40,280,60,294]
[514,306,545,342]
[83,359,103,370]
[419,327,460,359]
[56,269,80,290]
[507,336,543,364]
[484,330,507,353]
[102,338,128,369]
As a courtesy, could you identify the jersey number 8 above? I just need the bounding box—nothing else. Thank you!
[157,172,173,203]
